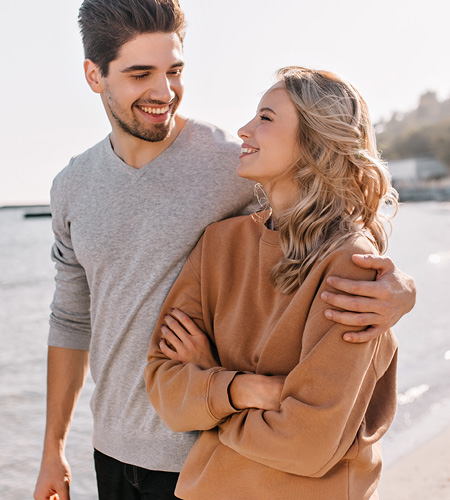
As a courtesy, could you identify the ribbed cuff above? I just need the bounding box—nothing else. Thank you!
[207,369,241,420]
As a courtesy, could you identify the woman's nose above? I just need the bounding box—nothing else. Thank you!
[238,120,252,140]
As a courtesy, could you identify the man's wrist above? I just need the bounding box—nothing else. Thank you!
[42,435,66,457]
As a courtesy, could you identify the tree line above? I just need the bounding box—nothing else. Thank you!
[375,91,450,170]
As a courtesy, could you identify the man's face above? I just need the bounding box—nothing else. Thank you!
[100,32,184,143]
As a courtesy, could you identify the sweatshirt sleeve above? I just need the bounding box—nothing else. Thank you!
[48,167,92,350]
[144,236,242,432]
[217,246,398,477]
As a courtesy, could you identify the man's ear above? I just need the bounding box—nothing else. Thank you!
[84,59,104,93]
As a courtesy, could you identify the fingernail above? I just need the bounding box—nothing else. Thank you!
[324,310,332,319]
[321,292,328,300]
[343,334,352,342]
[170,308,175,312]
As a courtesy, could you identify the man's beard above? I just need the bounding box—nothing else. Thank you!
[107,93,179,143]
[113,112,176,142]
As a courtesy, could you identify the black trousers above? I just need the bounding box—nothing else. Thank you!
[94,449,180,500]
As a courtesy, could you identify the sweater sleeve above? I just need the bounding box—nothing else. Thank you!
[48,168,92,350]
[217,247,398,477]
[144,237,242,432]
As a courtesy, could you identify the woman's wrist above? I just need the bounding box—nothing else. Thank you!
[228,374,253,410]
[228,373,284,411]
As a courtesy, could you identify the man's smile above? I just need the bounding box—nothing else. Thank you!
[137,104,171,115]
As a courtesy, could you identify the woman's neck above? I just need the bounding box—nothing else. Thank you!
[266,183,298,228]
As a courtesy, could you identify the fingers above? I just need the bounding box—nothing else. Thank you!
[322,287,391,317]
[159,307,207,347]
[33,464,71,500]
[327,254,395,299]
[158,308,217,367]
[162,314,188,338]
[159,312,200,361]
[323,253,409,343]
[324,308,379,326]
[351,254,395,274]
[160,326,184,352]
[159,337,180,360]
[323,303,391,344]
[324,276,390,301]
[323,308,389,343]
[168,308,204,336]
[321,290,380,314]
[34,484,68,500]
[342,326,385,344]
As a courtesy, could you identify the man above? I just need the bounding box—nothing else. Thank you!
[34,1,415,499]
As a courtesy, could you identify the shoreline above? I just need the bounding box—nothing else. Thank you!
[378,425,450,499]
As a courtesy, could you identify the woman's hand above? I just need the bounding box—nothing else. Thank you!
[159,308,219,369]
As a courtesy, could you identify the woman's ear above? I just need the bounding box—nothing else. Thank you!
[84,59,104,94]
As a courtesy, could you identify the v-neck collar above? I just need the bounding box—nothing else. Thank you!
[104,118,193,178]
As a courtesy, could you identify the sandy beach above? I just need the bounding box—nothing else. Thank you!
[378,426,450,499]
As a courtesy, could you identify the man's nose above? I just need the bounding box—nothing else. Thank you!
[148,74,175,103]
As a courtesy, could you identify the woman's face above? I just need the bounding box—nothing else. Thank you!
[237,83,301,191]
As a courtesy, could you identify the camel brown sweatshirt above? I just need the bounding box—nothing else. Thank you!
[145,213,398,500]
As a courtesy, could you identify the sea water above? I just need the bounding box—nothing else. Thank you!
[0,208,96,499]
[0,202,449,499]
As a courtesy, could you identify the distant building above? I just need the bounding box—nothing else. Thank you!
[388,157,448,187]
[387,157,450,201]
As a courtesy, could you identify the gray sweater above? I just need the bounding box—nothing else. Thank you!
[49,119,256,471]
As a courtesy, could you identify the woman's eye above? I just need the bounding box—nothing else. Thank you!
[260,114,271,121]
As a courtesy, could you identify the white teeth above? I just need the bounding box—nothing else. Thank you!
[242,147,257,154]
[140,105,170,115]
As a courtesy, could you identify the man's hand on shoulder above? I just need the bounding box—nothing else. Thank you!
[321,254,416,344]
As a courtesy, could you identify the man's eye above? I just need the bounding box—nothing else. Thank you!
[168,69,182,76]
[133,74,148,80]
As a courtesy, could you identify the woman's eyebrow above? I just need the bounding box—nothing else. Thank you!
[259,106,276,115]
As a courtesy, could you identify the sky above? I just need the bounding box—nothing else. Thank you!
[1,0,449,205]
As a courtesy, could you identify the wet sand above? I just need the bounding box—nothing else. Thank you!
[378,426,450,499]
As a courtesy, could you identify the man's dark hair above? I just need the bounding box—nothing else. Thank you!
[78,0,186,76]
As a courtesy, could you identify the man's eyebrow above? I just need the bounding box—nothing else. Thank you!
[121,61,185,73]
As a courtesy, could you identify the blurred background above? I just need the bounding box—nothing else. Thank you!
[1,0,450,206]
[1,0,449,498]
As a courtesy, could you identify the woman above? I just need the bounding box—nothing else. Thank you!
[144,67,398,500]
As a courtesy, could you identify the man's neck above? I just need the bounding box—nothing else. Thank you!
[109,115,187,168]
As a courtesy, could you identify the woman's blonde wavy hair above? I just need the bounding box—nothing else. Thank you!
[267,66,398,294]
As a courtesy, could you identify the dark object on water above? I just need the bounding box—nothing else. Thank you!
[24,211,52,218]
